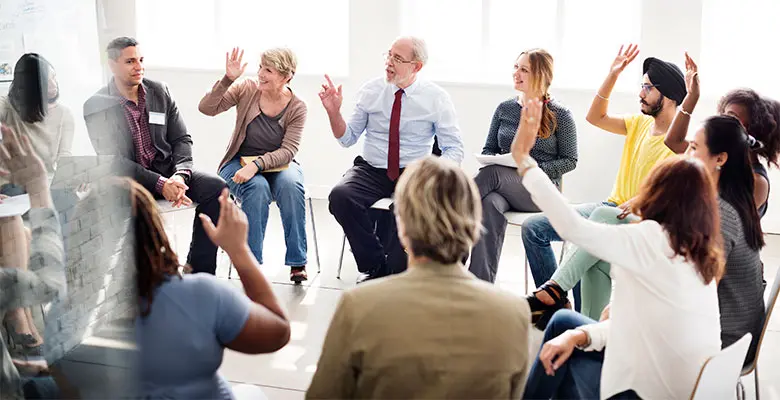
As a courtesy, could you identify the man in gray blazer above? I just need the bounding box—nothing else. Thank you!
[84,37,226,275]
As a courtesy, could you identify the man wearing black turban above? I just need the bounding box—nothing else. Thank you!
[522,45,685,342]
[641,56,687,116]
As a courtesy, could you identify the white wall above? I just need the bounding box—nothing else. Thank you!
[97,0,780,233]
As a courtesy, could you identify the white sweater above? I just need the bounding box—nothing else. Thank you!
[523,166,721,399]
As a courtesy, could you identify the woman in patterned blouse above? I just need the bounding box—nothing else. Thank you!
[468,48,578,284]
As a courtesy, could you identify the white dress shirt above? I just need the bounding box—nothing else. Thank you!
[522,166,722,400]
[338,77,464,168]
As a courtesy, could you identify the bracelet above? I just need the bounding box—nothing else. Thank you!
[679,108,692,116]
[252,159,263,171]
[596,93,609,101]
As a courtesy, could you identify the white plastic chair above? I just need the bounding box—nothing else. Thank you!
[505,211,566,294]
[690,333,753,400]
[737,268,780,400]
[337,197,393,279]
[227,189,321,279]
[156,199,198,257]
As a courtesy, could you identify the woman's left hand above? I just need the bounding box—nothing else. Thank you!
[539,330,578,376]
[511,98,543,167]
[232,163,259,184]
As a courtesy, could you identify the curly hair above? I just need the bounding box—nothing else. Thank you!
[124,178,182,317]
[718,88,780,167]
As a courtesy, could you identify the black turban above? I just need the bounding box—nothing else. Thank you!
[643,57,686,104]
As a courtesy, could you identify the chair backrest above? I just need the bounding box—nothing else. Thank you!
[744,267,780,374]
[690,333,752,400]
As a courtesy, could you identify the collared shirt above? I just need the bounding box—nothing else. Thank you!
[110,81,190,194]
[338,77,464,168]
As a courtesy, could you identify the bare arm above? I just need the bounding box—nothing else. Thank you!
[199,190,290,354]
[586,44,641,135]
[665,53,700,154]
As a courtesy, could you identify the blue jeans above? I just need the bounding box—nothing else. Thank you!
[219,158,307,266]
[523,310,603,400]
[521,201,617,311]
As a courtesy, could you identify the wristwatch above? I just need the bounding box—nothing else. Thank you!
[516,156,538,176]
[253,159,262,172]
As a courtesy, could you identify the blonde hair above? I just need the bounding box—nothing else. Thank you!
[519,48,557,139]
[394,156,482,264]
[260,47,297,83]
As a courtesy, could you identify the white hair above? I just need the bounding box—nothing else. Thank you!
[396,36,428,65]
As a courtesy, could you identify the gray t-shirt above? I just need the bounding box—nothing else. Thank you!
[237,105,288,157]
[136,274,251,399]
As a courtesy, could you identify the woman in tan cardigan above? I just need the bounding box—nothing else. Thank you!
[199,47,309,282]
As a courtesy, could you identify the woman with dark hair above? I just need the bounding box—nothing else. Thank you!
[468,48,578,284]
[0,53,74,195]
[717,89,779,217]
[665,54,778,217]
[515,100,723,399]
[685,115,766,365]
[129,181,290,399]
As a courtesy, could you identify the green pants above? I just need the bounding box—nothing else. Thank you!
[551,206,639,320]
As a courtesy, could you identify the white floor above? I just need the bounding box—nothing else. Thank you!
[160,199,780,400]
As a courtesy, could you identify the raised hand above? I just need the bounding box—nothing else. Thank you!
[511,98,543,165]
[225,47,248,81]
[610,44,640,75]
[199,188,249,256]
[684,52,699,98]
[318,74,343,114]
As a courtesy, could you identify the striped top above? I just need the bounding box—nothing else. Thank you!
[718,198,765,364]
[481,98,578,186]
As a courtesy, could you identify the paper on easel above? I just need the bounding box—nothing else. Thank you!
[474,153,517,169]
[0,194,30,217]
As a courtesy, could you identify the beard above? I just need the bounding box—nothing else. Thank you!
[641,97,664,117]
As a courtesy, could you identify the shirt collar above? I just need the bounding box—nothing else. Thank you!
[109,78,146,105]
[390,77,421,97]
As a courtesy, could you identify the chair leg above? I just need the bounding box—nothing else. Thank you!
[337,234,346,279]
[755,366,760,400]
[308,198,321,273]
[524,254,529,295]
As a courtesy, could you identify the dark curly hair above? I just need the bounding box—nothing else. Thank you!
[718,88,780,168]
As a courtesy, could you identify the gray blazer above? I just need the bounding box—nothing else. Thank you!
[83,78,193,192]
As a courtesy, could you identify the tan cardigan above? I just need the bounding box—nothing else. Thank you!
[198,76,307,171]
[306,262,531,399]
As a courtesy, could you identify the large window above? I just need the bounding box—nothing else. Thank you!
[700,0,780,95]
[401,0,642,90]
[136,0,349,76]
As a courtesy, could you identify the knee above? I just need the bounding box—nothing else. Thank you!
[589,206,623,223]
[521,216,549,244]
[276,175,305,199]
[482,192,506,214]
[242,178,271,201]
[328,184,353,214]
[545,309,583,338]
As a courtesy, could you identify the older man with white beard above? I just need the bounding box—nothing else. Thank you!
[319,36,465,281]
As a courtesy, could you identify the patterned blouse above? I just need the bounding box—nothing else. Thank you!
[482,98,578,186]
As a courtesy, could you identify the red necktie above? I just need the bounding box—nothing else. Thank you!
[387,89,404,181]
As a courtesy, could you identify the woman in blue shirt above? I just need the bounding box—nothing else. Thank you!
[130,181,290,399]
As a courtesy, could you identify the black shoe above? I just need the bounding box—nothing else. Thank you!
[527,281,569,330]
[290,266,307,284]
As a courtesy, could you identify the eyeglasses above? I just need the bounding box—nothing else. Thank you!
[640,83,660,93]
[383,52,416,65]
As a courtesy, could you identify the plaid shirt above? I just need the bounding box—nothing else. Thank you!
[117,84,168,193]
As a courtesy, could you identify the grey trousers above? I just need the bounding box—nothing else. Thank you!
[468,165,553,283]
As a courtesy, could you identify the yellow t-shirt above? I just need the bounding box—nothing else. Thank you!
[607,114,675,205]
